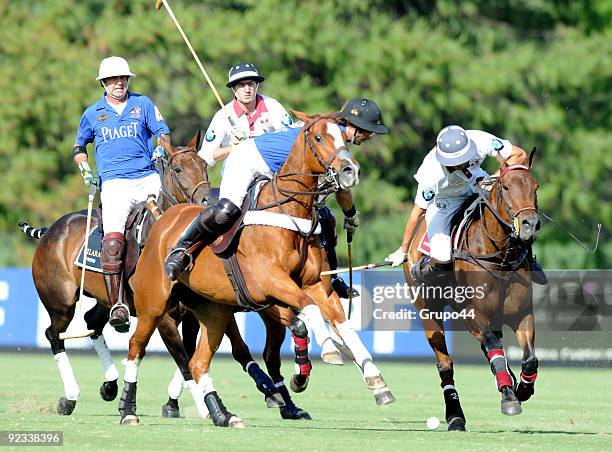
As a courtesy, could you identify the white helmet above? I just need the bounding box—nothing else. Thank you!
[435,125,478,166]
[96,56,136,81]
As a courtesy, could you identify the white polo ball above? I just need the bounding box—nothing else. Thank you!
[426,416,440,430]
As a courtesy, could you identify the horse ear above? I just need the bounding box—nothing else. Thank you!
[160,135,173,155]
[292,110,312,123]
[528,146,537,169]
[496,152,508,169]
[188,130,202,150]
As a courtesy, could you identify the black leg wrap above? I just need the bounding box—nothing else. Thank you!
[443,387,465,427]
[278,385,312,420]
[118,381,137,417]
[204,391,234,427]
[289,318,308,338]
[247,363,277,399]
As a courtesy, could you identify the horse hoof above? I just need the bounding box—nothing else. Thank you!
[100,379,118,401]
[515,382,535,402]
[321,351,343,365]
[120,414,140,425]
[374,388,396,406]
[161,404,181,418]
[57,397,76,415]
[265,392,285,408]
[228,416,245,428]
[290,374,309,393]
[501,399,522,416]
[280,405,312,420]
[447,417,466,431]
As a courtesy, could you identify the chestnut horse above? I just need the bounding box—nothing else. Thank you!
[25,133,211,416]
[405,149,540,431]
[122,112,394,427]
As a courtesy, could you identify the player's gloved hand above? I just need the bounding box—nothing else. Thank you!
[78,161,98,187]
[343,209,360,234]
[229,125,247,146]
[152,145,166,162]
[385,247,407,267]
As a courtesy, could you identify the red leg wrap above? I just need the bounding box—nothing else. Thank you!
[520,371,538,384]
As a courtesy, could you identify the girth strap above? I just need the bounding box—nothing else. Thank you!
[221,255,274,312]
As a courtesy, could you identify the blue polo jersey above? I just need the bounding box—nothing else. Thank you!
[75,92,170,183]
[254,122,303,172]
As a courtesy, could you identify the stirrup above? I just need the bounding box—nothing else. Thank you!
[165,247,194,267]
[109,303,130,333]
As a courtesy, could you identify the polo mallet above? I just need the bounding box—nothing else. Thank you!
[321,255,408,276]
[59,182,97,340]
[347,231,354,319]
[154,0,242,135]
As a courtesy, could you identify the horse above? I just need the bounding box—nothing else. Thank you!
[404,149,540,431]
[121,112,394,427]
[23,133,211,416]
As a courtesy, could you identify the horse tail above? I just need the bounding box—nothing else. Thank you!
[18,221,48,239]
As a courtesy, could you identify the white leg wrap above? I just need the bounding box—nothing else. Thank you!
[122,358,140,383]
[167,368,185,400]
[298,304,331,347]
[185,379,209,418]
[92,336,119,382]
[336,321,380,378]
[54,352,80,400]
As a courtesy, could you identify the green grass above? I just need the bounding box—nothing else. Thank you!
[0,352,610,451]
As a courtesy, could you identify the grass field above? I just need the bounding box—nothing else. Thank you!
[0,352,610,451]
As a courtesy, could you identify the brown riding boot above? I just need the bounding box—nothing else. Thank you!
[101,232,130,333]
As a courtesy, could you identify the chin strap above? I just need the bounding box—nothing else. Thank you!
[101,78,130,101]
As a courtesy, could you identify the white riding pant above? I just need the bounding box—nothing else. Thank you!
[219,140,272,208]
[425,196,467,263]
[100,173,160,234]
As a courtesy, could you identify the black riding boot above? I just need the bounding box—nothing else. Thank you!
[318,206,359,298]
[410,256,454,285]
[165,198,241,281]
[101,232,130,333]
[528,250,548,285]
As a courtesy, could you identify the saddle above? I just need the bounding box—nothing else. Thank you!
[417,194,481,257]
[74,202,156,280]
[205,176,320,312]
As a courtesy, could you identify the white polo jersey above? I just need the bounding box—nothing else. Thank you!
[199,94,292,165]
[414,130,513,208]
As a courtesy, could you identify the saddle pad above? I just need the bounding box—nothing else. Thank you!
[243,211,322,234]
[74,225,104,273]
[416,215,470,257]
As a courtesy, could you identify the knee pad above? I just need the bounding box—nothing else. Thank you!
[202,198,241,228]
[318,206,337,249]
[101,232,126,273]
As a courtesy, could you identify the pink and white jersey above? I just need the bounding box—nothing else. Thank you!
[199,94,292,164]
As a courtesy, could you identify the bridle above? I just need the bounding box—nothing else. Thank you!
[156,148,209,205]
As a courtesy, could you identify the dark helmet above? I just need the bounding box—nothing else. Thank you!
[226,62,265,88]
[339,98,388,134]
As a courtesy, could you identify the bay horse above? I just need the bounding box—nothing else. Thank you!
[122,112,394,427]
[24,133,211,416]
[405,149,540,431]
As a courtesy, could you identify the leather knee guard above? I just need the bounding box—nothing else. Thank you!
[101,232,126,274]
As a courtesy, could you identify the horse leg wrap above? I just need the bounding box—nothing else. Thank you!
[520,357,539,384]
[487,348,513,390]
[54,352,80,400]
[443,386,465,423]
[204,391,235,427]
[246,362,277,397]
[293,335,312,377]
[118,381,137,416]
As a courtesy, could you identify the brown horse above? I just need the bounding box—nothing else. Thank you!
[25,133,210,416]
[405,149,540,431]
[122,112,394,427]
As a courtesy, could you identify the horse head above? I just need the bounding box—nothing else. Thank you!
[292,111,360,190]
[159,131,210,206]
[494,147,540,243]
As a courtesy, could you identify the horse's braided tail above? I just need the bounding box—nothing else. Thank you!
[18,221,47,239]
